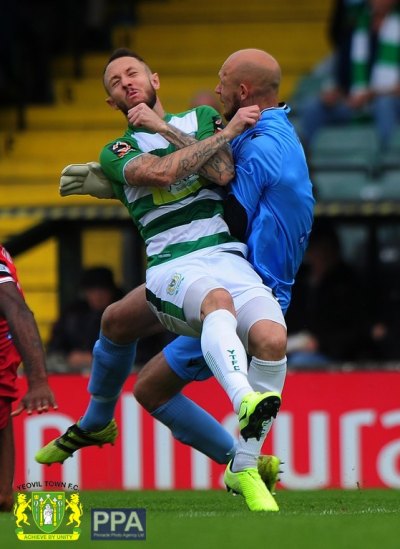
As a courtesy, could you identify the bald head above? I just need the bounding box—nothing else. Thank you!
[220,49,281,104]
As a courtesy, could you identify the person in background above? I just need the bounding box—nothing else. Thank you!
[0,244,56,512]
[327,0,366,96]
[300,0,400,155]
[46,267,124,372]
[285,221,371,365]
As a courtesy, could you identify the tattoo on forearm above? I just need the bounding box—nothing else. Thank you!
[163,125,235,183]
[164,126,197,148]
[126,132,232,187]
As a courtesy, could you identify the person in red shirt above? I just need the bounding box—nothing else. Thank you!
[0,245,57,511]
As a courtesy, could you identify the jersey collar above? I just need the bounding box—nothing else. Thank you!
[260,102,290,115]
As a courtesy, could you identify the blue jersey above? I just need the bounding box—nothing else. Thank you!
[229,104,314,314]
[164,104,315,379]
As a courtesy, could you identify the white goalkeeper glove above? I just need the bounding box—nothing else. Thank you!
[59,162,115,199]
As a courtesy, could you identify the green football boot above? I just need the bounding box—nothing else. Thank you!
[238,391,281,441]
[257,455,283,495]
[224,462,279,512]
[35,419,118,465]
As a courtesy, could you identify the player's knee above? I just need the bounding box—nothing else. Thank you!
[249,323,287,360]
[101,301,136,342]
[201,288,234,317]
[101,301,119,338]
[268,329,287,358]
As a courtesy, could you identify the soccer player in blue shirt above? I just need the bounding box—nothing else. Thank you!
[134,49,314,500]
[36,49,314,511]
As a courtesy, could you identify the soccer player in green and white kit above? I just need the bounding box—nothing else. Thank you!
[104,49,284,503]
[38,49,289,512]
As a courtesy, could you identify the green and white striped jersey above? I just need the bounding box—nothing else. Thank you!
[100,106,246,268]
[351,5,400,94]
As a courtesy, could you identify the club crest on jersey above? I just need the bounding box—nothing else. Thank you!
[109,141,133,158]
[166,273,184,296]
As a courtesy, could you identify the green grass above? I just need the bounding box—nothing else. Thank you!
[2,489,399,548]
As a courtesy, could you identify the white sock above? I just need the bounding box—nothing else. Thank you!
[232,357,287,472]
[248,356,287,395]
[232,432,267,472]
[201,309,252,412]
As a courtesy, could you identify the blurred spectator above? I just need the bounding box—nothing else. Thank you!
[47,267,124,373]
[189,89,222,113]
[285,221,372,365]
[300,0,400,154]
[327,0,366,95]
[47,264,174,372]
[370,269,400,359]
[371,316,400,359]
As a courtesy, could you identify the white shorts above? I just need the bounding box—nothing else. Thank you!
[146,247,286,341]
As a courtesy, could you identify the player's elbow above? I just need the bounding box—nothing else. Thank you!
[218,172,234,186]
[213,163,235,187]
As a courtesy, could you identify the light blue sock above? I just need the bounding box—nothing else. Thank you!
[152,393,236,464]
[79,332,137,431]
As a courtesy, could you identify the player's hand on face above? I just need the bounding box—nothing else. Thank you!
[223,106,261,140]
[11,383,58,417]
[127,103,167,133]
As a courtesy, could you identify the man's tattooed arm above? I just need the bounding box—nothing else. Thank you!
[124,131,231,188]
[123,104,259,188]
[159,124,235,184]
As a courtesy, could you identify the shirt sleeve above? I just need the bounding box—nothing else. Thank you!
[100,137,143,186]
[195,106,224,140]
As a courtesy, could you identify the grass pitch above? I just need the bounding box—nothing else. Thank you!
[2,489,399,548]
